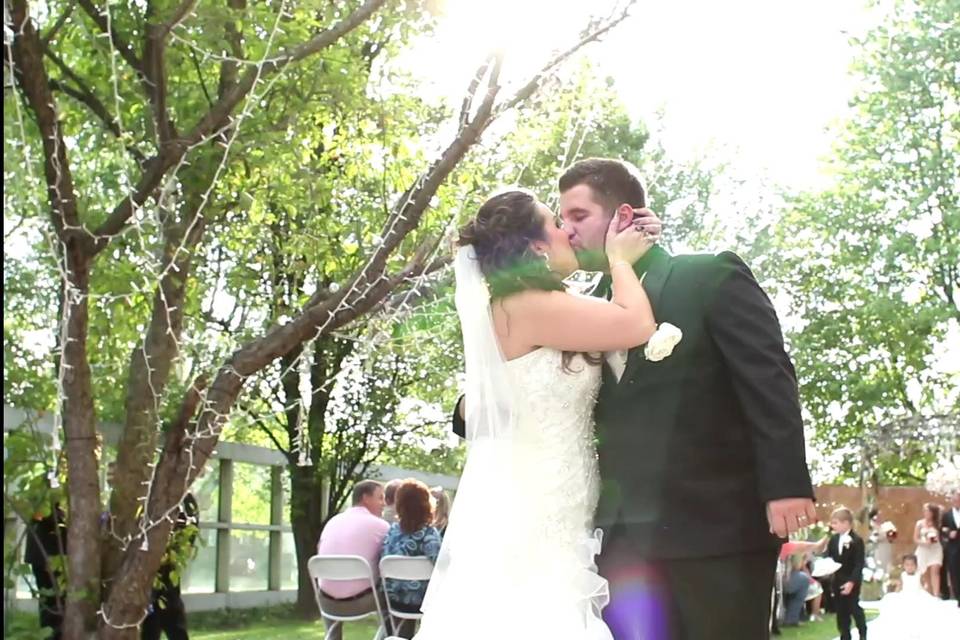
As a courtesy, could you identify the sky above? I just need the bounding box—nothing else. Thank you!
[402,0,884,193]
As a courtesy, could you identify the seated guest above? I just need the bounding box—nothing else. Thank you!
[782,555,812,626]
[429,486,450,538]
[382,479,442,639]
[316,480,390,640]
[382,479,402,523]
[773,536,827,632]
[803,556,825,622]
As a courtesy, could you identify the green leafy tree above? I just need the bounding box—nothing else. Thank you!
[757,0,960,490]
[4,0,637,635]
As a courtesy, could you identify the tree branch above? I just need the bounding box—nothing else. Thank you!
[159,0,198,37]
[89,0,386,254]
[493,1,636,117]
[142,1,197,144]
[44,49,147,165]
[40,0,77,47]
[9,0,85,244]
[76,0,143,75]
[344,53,504,306]
[241,405,292,460]
[458,55,493,131]
[188,0,386,146]
[188,46,215,109]
[105,168,210,577]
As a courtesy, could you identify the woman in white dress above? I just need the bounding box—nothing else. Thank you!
[914,503,944,596]
[870,553,959,640]
[413,189,661,640]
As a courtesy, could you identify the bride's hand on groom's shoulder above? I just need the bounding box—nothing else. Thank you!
[766,497,819,538]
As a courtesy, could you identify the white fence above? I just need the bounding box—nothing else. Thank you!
[3,405,458,612]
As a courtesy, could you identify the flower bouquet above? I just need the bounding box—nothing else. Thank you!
[880,520,898,542]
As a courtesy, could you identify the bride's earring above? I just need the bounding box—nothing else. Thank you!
[542,252,552,272]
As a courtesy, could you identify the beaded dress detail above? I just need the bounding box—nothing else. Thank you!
[415,348,612,640]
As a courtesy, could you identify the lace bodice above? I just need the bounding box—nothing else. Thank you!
[505,348,602,547]
[416,347,611,640]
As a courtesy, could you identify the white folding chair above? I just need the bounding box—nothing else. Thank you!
[307,554,389,640]
[378,555,436,637]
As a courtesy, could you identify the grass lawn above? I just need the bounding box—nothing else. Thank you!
[192,618,381,640]
[8,604,882,640]
[778,611,879,640]
[190,609,882,640]
[190,606,383,640]
[5,606,382,640]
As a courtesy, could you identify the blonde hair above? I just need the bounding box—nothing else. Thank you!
[430,486,451,531]
[831,507,854,524]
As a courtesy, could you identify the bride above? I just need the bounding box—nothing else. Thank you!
[413,189,660,639]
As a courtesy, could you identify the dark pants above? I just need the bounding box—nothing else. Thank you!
[944,548,960,605]
[817,576,836,613]
[387,601,422,639]
[319,588,388,640]
[30,562,64,640]
[833,582,866,640]
[141,590,189,640]
[598,541,778,640]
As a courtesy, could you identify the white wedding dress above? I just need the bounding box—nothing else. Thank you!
[868,571,960,639]
[414,347,613,640]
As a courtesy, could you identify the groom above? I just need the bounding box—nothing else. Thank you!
[557,158,816,639]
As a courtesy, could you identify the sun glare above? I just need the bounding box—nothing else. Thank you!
[409,0,624,98]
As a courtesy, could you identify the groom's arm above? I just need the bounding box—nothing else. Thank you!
[705,252,815,508]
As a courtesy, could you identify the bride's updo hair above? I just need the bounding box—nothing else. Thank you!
[457,189,564,299]
[458,189,600,371]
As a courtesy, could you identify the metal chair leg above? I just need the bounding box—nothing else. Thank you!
[324,620,340,640]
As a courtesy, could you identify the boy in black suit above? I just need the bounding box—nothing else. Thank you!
[827,507,867,640]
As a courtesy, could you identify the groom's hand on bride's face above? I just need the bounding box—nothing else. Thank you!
[766,497,819,538]
[631,207,662,242]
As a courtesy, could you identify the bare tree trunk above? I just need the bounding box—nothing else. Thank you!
[60,248,103,640]
[98,381,206,640]
[290,465,325,618]
[9,3,102,635]
[284,336,355,615]
[105,159,209,588]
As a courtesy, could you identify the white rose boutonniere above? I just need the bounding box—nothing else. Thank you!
[644,322,683,362]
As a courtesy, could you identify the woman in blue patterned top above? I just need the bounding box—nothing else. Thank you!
[382,479,442,639]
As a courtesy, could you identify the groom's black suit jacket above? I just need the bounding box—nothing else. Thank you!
[451,246,814,559]
[591,246,813,559]
[941,508,960,559]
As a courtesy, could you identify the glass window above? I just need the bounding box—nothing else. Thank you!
[192,460,220,523]
[229,529,269,591]
[7,518,33,599]
[280,531,298,590]
[181,527,216,594]
[231,463,271,525]
[280,470,290,526]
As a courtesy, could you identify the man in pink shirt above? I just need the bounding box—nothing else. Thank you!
[315,480,390,640]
